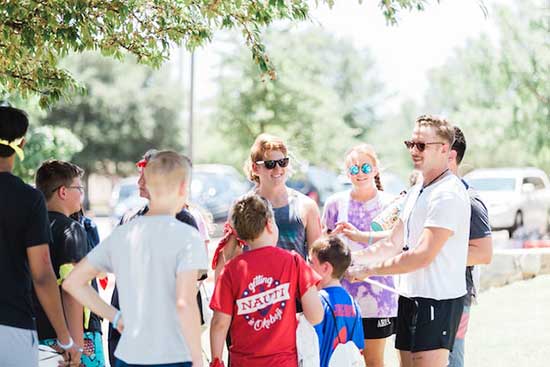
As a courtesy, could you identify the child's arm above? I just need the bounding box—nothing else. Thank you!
[61,281,84,352]
[300,286,324,325]
[176,270,203,367]
[210,311,232,363]
[63,259,122,331]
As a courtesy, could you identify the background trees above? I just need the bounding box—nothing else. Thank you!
[424,0,549,172]
[0,0,431,106]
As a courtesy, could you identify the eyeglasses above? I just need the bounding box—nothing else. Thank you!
[51,185,85,194]
[349,163,372,175]
[404,140,446,152]
[256,158,290,169]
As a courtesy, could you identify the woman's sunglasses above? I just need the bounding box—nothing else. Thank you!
[349,163,372,175]
[256,157,290,169]
[404,140,445,152]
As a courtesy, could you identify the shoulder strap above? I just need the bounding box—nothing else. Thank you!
[320,293,344,344]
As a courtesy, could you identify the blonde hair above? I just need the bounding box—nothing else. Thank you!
[415,114,455,145]
[244,133,288,184]
[144,150,191,195]
[344,144,383,191]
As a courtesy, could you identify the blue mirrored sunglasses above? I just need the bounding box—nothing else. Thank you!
[349,163,372,175]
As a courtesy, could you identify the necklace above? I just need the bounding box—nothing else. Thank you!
[403,168,450,251]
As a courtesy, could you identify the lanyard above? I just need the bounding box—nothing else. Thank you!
[403,169,450,251]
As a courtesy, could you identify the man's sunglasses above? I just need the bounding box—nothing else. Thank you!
[349,163,372,175]
[404,140,445,152]
[256,157,290,169]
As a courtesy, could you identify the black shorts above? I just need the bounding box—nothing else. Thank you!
[395,295,465,353]
[362,317,397,339]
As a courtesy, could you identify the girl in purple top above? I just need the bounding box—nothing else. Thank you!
[321,144,398,367]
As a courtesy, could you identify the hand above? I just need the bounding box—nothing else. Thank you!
[57,344,82,367]
[333,222,362,242]
[345,264,375,282]
[115,315,125,333]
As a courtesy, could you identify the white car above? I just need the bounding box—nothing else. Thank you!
[464,167,550,236]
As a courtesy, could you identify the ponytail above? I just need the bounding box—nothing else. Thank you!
[374,174,384,191]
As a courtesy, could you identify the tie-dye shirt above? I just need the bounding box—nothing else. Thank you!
[322,191,398,318]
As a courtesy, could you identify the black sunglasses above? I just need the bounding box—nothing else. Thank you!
[404,140,445,152]
[256,157,290,169]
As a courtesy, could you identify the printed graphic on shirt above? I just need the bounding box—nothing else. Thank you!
[236,275,290,331]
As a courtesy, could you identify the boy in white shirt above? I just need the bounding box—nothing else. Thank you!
[64,150,208,367]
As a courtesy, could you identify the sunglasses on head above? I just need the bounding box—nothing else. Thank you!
[349,163,372,175]
[404,140,445,152]
[256,157,290,169]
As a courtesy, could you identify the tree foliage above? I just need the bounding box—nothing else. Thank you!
[12,125,83,183]
[0,0,434,107]
[424,0,549,172]
[40,52,185,176]
[206,28,385,170]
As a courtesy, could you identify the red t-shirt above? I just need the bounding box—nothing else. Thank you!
[210,246,321,367]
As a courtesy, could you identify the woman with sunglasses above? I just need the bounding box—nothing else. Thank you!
[213,133,322,270]
[322,144,398,367]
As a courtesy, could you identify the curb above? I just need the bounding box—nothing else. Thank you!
[479,248,550,291]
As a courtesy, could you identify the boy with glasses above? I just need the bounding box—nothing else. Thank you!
[349,115,471,367]
[0,107,78,366]
[35,160,99,365]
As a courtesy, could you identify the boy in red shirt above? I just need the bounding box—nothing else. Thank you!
[209,193,324,367]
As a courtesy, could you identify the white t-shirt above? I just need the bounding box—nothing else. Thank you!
[87,215,208,364]
[397,174,470,300]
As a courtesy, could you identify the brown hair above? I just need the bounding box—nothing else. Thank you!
[244,133,288,184]
[35,160,84,201]
[310,236,352,279]
[144,150,191,195]
[231,193,274,241]
[415,114,455,145]
[344,144,383,191]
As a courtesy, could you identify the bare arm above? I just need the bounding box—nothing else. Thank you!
[27,245,81,363]
[63,259,120,327]
[332,221,391,243]
[304,198,322,249]
[210,311,232,362]
[61,286,84,350]
[27,245,71,343]
[301,286,324,325]
[353,226,452,278]
[214,236,242,281]
[467,237,493,266]
[351,219,405,266]
[176,270,203,367]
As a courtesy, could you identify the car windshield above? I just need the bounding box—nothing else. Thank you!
[467,177,516,191]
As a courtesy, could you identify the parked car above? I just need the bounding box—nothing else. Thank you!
[110,164,251,223]
[287,165,340,206]
[190,164,252,222]
[464,167,550,236]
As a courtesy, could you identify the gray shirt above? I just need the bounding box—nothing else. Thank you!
[87,215,208,364]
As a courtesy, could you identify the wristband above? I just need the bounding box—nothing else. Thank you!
[57,337,74,350]
[112,310,122,329]
[210,358,225,367]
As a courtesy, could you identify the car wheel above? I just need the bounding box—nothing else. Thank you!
[509,211,524,237]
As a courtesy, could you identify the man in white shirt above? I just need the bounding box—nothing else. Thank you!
[348,115,471,367]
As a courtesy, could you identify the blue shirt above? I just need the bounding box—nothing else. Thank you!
[314,286,365,367]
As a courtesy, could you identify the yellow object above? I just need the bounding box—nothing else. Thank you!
[58,263,91,329]
[0,137,24,161]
